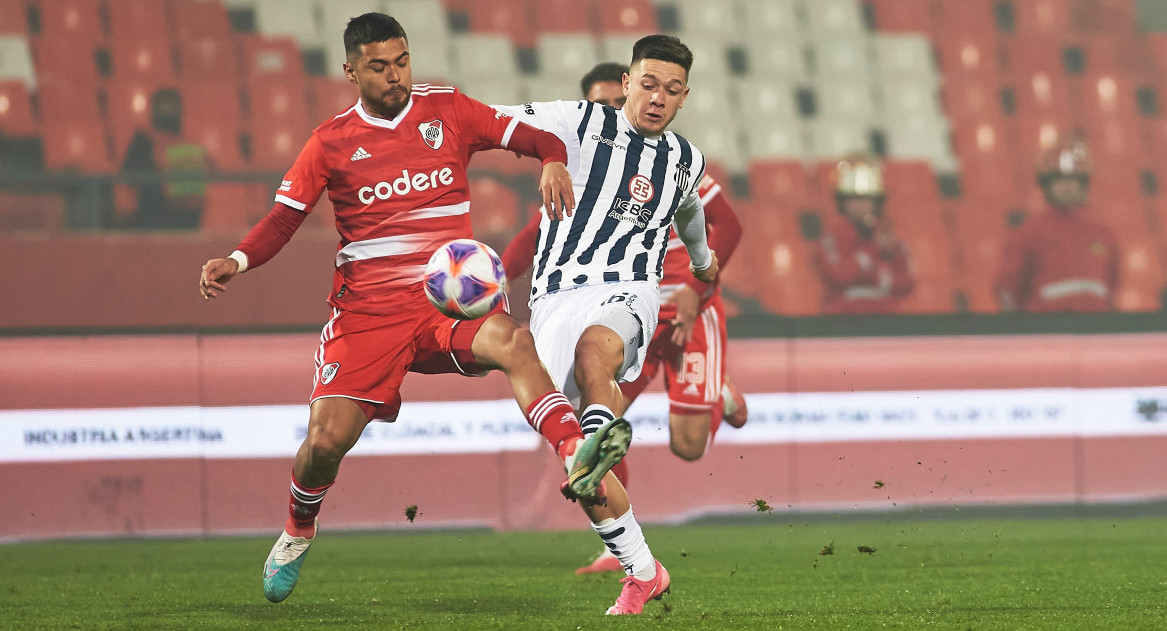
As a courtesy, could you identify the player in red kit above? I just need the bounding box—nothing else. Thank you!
[197,14,632,607]
[996,140,1120,312]
[499,63,749,574]
[812,154,915,314]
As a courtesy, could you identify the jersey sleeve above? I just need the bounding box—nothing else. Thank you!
[492,101,583,173]
[274,132,329,213]
[454,90,523,154]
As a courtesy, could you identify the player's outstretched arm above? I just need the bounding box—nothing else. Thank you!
[690,250,719,284]
[199,202,308,300]
[539,161,575,220]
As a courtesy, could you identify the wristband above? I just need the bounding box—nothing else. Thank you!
[228,250,249,274]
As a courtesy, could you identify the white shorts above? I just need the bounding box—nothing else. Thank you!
[529,281,660,409]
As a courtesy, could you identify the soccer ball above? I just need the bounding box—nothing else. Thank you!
[422,239,507,320]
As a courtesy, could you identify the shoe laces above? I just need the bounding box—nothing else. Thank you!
[612,574,650,611]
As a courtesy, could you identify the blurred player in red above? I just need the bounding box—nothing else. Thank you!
[995,139,1120,312]
[197,14,632,607]
[812,154,915,314]
[500,62,748,574]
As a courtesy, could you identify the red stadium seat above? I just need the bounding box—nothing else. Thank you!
[935,0,998,40]
[29,37,99,88]
[897,227,957,314]
[455,0,537,47]
[933,31,999,82]
[532,0,597,33]
[868,0,936,33]
[941,77,1005,121]
[307,77,358,124]
[171,1,237,80]
[0,2,28,34]
[748,160,811,213]
[1074,0,1137,35]
[0,80,36,136]
[181,81,245,171]
[108,0,174,78]
[245,80,313,171]
[595,0,657,34]
[725,200,820,316]
[103,79,177,159]
[948,199,1010,313]
[950,117,1022,203]
[1011,0,1073,35]
[37,0,103,48]
[39,82,112,173]
[168,0,233,40]
[1114,236,1164,312]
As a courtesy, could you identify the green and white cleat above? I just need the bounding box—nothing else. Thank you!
[262,521,316,603]
[563,417,632,502]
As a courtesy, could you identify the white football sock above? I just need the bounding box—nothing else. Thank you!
[580,404,615,438]
[593,508,655,580]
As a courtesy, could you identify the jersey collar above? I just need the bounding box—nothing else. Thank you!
[355,96,414,130]
[618,107,668,146]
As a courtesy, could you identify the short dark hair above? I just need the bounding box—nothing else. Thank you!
[630,34,693,75]
[344,13,408,58]
[579,62,627,98]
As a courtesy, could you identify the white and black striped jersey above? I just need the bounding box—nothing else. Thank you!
[492,100,708,303]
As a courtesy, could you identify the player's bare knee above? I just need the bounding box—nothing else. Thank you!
[670,436,706,461]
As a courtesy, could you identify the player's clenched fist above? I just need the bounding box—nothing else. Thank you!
[199,258,240,299]
[690,250,718,284]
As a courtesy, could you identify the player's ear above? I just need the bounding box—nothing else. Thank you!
[343,62,357,84]
[678,85,690,108]
[622,73,630,95]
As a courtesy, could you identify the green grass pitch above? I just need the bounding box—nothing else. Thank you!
[2,514,1165,630]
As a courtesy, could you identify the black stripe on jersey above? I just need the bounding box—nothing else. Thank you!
[576,100,595,143]
[546,269,563,294]
[649,134,696,279]
[533,218,559,282]
[557,106,618,265]
[576,129,647,266]
[607,138,672,268]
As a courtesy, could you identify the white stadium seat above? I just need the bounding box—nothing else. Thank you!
[744,38,808,80]
[536,34,601,80]
[805,119,870,160]
[450,34,515,80]
[738,0,800,37]
[0,35,36,87]
[810,36,872,78]
[814,79,880,125]
[873,34,938,80]
[802,0,867,36]
[255,0,324,48]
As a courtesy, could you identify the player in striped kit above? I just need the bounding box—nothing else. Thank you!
[197,13,632,608]
[501,62,749,576]
[492,36,718,614]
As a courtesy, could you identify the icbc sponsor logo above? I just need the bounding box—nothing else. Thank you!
[628,174,655,203]
[358,168,455,204]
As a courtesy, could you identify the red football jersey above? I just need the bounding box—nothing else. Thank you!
[277,84,522,315]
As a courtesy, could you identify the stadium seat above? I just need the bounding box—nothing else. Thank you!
[803,0,867,36]
[307,77,358,123]
[180,81,245,171]
[873,34,937,79]
[941,77,1004,121]
[450,34,516,81]
[814,79,879,126]
[684,39,731,77]
[675,124,747,173]
[897,228,957,314]
[174,32,238,80]
[535,34,601,80]
[0,1,28,34]
[240,35,306,78]
[169,0,235,39]
[522,73,581,103]
[1074,0,1137,35]
[103,79,174,158]
[742,38,808,80]
[1011,0,1073,35]
[245,81,313,171]
[598,34,642,64]
[254,0,324,50]
[37,0,103,49]
[1114,236,1165,312]
[879,78,943,120]
[39,82,113,173]
[947,199,1010,312]
[530,0,597,33]
[672,0,739,41]
[934,0,998,40]
[949,116,1021,202]
[747,160,811,210]
[1007,110,1075,172]
[867,0,935,33]
[883,116,955,169]
[745,123,805,160]
[107,0,174,78]
[734,80,799,128]
[933,31,998,81]
[458,0,536,47]
[738,0,799,36]
[0,80,34,135]
[809,37,872,78]
[0,35,35,89]
[595,0,657,33]
[804,119,871,160]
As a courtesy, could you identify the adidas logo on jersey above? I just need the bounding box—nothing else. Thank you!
[351,147,372,161]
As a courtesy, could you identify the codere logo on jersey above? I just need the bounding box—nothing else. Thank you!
[358,168,455,204]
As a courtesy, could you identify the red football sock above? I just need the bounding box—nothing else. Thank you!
[525,391,585,458]
[285,472,332,538]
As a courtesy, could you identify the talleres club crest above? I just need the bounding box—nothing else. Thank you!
[418,120,444,150]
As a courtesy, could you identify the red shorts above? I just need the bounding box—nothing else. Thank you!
[310,296,508,421]
[620,294,727,433]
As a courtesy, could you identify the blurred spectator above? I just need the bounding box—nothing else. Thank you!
[116,88,211,229]
[995,140,1119,313]
[812,154,915,314]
